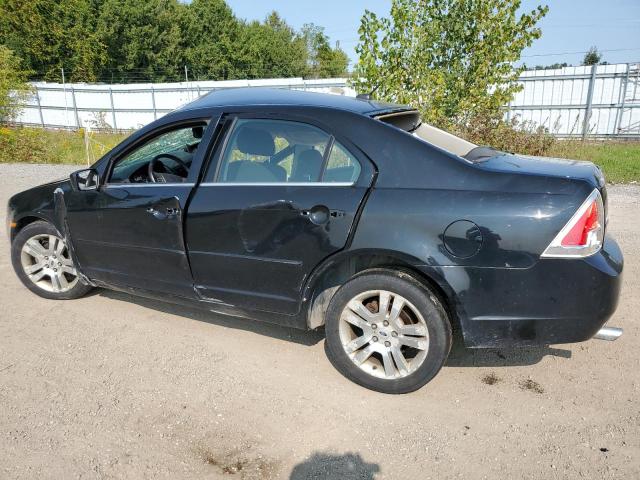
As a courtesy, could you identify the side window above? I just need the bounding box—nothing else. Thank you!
[323,141,362,183]
[217,119,331,183]
[109,124,206,184]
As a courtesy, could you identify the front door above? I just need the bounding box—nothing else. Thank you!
[65,121,213,297]
[186,116,374,314]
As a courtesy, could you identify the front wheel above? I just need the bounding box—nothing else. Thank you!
[11,221,92,300]
[325,270,452,394]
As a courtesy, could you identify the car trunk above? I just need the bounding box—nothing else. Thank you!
[374,111,608,219]
[476,151,608,222]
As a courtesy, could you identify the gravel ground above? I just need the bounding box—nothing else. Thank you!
[0,163,638,480]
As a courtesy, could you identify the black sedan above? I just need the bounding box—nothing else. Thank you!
[7,88,623,393]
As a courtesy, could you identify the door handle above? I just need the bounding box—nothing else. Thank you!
[146,207,166,220]
[300,205,331,225]
[146,206,179,220]
[165,207,180,217]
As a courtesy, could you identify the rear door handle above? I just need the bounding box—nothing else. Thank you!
[300,205,331,225]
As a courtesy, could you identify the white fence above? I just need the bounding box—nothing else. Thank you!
[15,78,356,131]
[509,63,640,138]
[12,63,640,138]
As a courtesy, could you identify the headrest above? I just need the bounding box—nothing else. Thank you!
[291,149,324,182]
[297,148,324,166]
[192,126,204,139]
[236,125,275,157]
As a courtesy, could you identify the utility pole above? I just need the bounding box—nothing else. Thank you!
[184,65,189,83]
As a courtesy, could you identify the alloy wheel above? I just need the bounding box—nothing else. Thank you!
[20,234,79,293]
[338,290,430,380]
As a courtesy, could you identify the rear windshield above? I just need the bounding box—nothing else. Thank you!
[376,111,487,161]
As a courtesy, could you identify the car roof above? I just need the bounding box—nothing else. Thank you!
[180,87,412,116]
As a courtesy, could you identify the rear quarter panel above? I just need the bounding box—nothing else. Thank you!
[341,116,601,346]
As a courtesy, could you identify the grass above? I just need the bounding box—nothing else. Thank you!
[1,126,639,183]
[0,126,129,166]
[41,129,129,166]
[548,140,640,184]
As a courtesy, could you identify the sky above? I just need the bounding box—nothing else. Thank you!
[225,0,640,68]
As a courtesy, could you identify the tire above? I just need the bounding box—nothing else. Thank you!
[11,220,92,300]
[325,269,452,394]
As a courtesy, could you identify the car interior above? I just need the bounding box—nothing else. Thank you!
[109,118,362,185]
[109,124,206,184]
[218,119,361,184]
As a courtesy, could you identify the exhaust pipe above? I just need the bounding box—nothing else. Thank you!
[594,326,623,341]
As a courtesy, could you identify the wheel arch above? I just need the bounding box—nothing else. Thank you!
[11,214,50,243]
[303,249,461,332]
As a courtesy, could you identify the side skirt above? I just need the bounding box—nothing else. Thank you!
[91,280,310,330]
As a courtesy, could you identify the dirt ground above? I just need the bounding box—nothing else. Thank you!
[0,164,638,480]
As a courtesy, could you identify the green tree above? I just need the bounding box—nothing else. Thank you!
[302,24,349,78]
[95,0,186,82]
[0,46,31,122]
[0,0,347,83]
[528,62,569,70]
[235,12,308,79]
[582,46,601,66]
[181,0,240,80]
[0,0,105,81]
[352,0,548,127]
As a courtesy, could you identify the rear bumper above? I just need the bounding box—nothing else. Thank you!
[438,235,624,348]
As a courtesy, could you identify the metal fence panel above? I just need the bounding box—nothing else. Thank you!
[509,62,640,137]
[11,64,640,138]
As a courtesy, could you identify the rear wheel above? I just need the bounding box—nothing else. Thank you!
[325,270,451,394]
[11,221,92,300]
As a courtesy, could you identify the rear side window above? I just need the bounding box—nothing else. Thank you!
[323,142,361,183]
[214,118,361,184]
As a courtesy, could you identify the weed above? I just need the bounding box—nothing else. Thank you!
[519,378,545,394]
[481,372,502,385]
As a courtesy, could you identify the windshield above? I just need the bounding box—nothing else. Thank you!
[375,111,483,159]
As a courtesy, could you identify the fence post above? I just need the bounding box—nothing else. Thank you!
[614,64,631,135]
[34,85,45,127]
[151,86,157,120]
[109,87,118,130]
[581,64,597,140]
[70,86,80,129]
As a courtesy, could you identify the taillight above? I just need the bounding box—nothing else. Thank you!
[541,189,605,258]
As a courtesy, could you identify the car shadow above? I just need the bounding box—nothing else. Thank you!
[445,334,572,367]
[289,452,380,480]
[97,289,324,347]
[95,289,572,363]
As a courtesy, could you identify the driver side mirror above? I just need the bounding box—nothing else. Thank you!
[70,168,100,191]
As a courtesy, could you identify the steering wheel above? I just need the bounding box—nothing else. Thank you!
[148,154,189,183]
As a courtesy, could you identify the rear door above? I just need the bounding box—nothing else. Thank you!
[186,115,374,314]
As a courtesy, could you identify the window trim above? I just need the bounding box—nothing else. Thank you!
[210,116,361,186]
[198,182,355,187]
